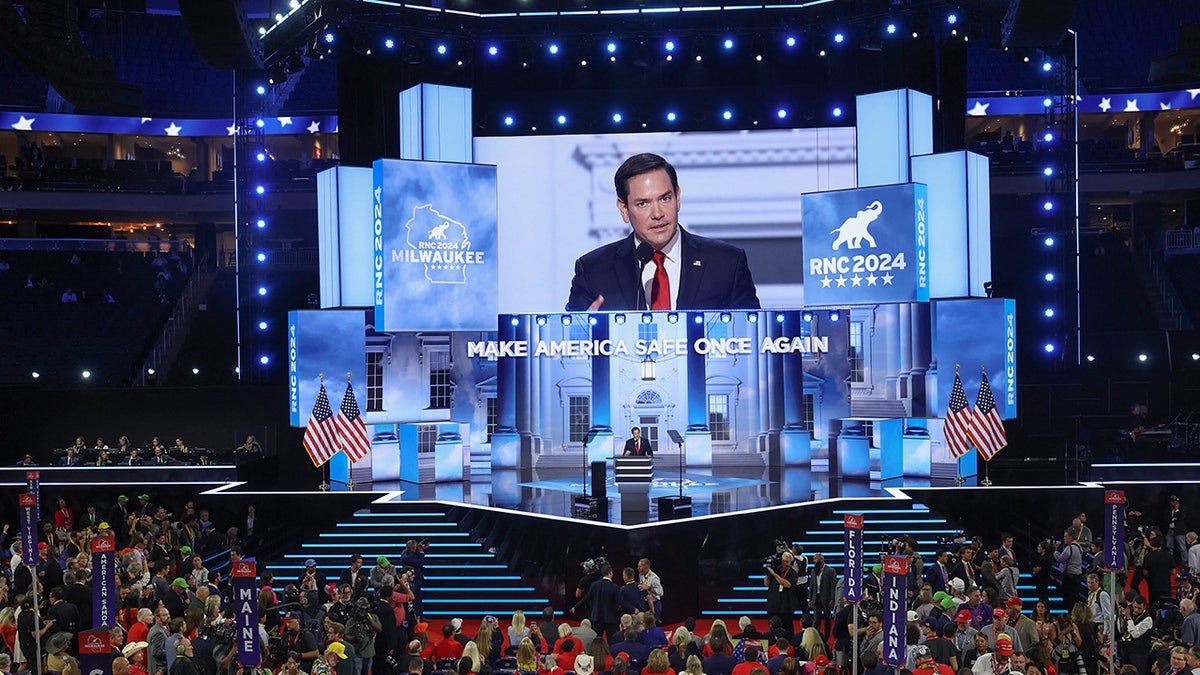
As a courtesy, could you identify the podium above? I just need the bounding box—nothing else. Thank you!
[613,455,652,522]
[614,456,653,485]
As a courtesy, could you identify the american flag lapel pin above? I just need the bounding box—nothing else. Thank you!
[692,260,702,267]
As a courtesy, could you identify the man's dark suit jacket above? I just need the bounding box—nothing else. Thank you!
[926,561,952,592]
[566,228,761,311]
[950,561,978,588]
[573,576,621,627]
[623,437,653,456]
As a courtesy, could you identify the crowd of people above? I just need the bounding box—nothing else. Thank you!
[750,499,1200,675]
[17,435,264,467]
[2,491,1198,675]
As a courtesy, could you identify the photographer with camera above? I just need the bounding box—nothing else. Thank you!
[398,541,428,618]
[299,560,330,604]
[1054,531,1085,604]
[765,549,799,636]
[283,612,323,675]
[575,558,606,614]
[1117,595,1153,675]
[372,584,401,675]
[344,597,382,675]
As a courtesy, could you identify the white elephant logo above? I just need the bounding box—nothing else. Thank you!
[830,200,883,250]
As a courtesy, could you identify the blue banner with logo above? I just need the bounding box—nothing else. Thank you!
[373,158,498,332]
[25,471,40,521]
[802,183,929,306]
[286,309,366,427]
[232,559,260,666]
[79,629,113,675]
[92,536,117,628]
[882,555,909,666]
[844,514,864,603]
[19,493,37,565]
[1104,491,1126,569]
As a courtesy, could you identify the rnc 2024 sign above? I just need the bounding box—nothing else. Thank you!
[801,183,929,306]
[373,158,498,332]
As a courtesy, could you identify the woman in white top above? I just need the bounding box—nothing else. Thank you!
[508,610,530,649]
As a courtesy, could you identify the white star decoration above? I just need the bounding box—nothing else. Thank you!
[141,117,152,123]
[1188,89,1200,100]
[866,274,878,286]
[967,101,990,116]
[164,122,182,136]
[278,116,293,127]
[820,277,832,288]
[1098,98,1111,113]
[11,115,35,130]
[307,121,321,133]
[881,273,894,285]
[1124,99,1139,112]
[1160,102,1172,110]
[850,274,863,287]
[835,276,847,288]
[226,124,239,135]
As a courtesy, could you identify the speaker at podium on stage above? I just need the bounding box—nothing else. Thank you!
[621,426,653,457]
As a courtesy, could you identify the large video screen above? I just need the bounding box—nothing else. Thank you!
[473,128,857,313]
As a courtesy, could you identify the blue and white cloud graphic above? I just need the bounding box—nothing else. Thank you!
[375,159,498,332]
[292,310,366,427]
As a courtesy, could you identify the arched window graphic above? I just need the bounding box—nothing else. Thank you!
[635,390,662,405]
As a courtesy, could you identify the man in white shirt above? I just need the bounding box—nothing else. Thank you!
[971,634,1015,675]
[637,558,664,618]
[1187,532,1200,577]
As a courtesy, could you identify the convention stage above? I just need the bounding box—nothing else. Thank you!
[339,449,973,524]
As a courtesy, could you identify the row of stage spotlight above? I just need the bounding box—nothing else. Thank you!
[261,8,969,62]
[499,105,845,131]
[511,311,840,327]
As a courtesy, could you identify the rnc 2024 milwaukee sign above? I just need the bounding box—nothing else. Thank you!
[373,158,498,332]
[801,183,929,306]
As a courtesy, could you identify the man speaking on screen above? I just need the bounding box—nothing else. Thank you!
[566,153,761,312]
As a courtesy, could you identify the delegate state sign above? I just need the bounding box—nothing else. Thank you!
[373,158,498,332]
[802,183,929,306]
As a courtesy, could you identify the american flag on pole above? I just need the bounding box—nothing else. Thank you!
[333,381,371,463]
[969,371,1008,460]
[944,369,977,459]
[303,382,339,467]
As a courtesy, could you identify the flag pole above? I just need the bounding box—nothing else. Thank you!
[346,371,356,492]
[980,364,993,487]
[318,372,330,492]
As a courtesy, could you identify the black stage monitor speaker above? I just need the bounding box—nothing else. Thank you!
[573,496,608,522]
[657,495,692,520]
[590,460,606,499]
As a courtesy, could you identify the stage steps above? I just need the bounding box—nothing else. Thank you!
[704,496,1066,616]
[261,501,552,618]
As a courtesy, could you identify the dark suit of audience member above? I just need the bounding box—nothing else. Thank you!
[618,577,650,616]
[65,577,93,630]
[572,567,621,643]
[703,651,738,675]
[610,630,651,666]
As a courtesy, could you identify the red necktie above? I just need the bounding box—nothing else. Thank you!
[651,250,670,310]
